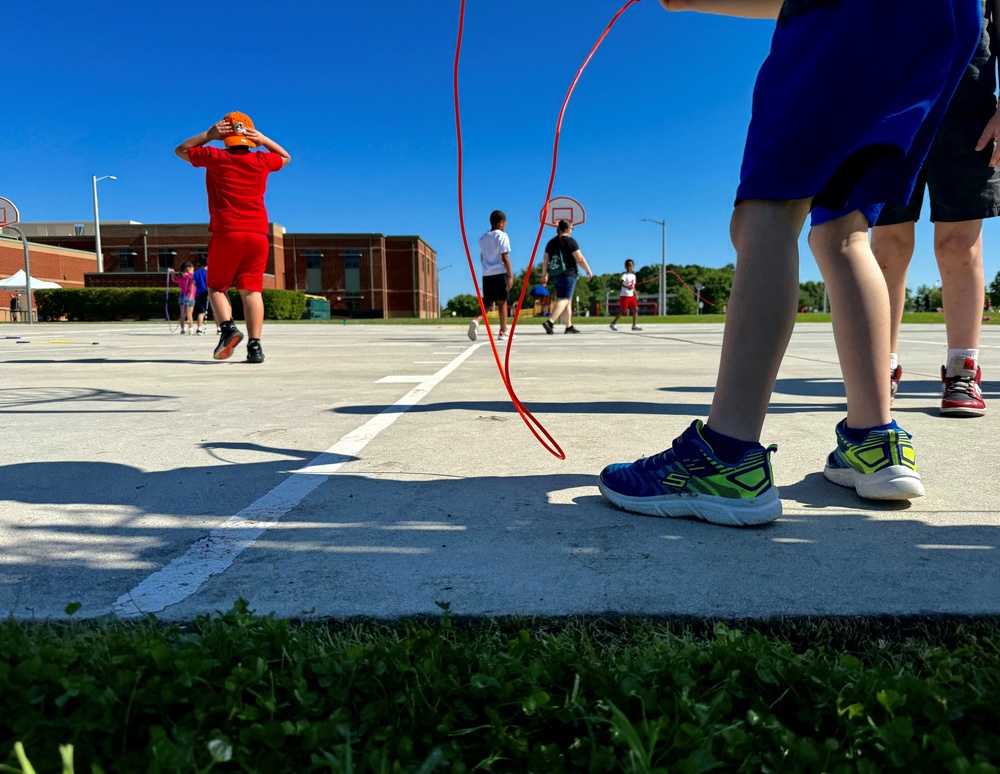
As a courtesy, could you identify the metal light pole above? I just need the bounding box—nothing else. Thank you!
[92,174,117,272]
[694,282,704,316]
[641,217,666,316]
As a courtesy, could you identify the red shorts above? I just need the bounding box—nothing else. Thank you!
[619,295,638,313]
[207,232,270,293]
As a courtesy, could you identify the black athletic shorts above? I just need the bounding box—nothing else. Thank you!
[482,274,508,304]
[876,109,1000,225]
[194,291,210,316]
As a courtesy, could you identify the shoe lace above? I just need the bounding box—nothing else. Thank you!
[945,374,977,396]
[634,434,687,470]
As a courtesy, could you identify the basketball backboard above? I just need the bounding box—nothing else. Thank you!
[541,196,586,228]
[0,197,19,228]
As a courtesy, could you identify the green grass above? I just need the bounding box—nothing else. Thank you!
[3,602,999,772]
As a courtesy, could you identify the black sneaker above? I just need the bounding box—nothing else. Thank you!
[246,339,265,364]
[565,325,580,334]
[542,319,554,335]
[213,324,244,360]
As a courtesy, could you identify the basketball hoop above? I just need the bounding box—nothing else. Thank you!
[0,197,19,229]
[541,196,586,228]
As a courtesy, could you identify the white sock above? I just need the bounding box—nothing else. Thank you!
[889,353,898,370]
[946,348,978,374]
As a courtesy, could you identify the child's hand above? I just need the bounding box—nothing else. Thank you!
[207,120,232,141]
[976,108,1000,167]
[243,128,263,145]
[167,268,174,273]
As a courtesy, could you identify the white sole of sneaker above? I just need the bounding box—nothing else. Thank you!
[940,406,986,417]
[467,321,478,341]
[822,464,925,500]
[597,482,781,527]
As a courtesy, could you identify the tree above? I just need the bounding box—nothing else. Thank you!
[990,270,1000,308]
[799,280,826,312]
[913,284,943,312]
[443,293,481,317]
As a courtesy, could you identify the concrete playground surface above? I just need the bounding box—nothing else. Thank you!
[1,321,998,621]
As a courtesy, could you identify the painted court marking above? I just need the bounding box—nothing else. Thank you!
[376,375,431,383]
[112,343,484,617]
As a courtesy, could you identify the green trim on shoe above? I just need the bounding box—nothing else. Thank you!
[823,420,924,500]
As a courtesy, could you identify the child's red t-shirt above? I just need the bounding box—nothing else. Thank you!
[187,146,284,234]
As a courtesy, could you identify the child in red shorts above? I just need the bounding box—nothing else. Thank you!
[174,112,291,363]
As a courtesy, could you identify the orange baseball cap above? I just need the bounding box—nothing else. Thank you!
[223,111,256,148]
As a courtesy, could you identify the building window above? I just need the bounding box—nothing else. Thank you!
[195,247,208,263]
[304,250,324,293]
[343,251,362,298]
[158,249,177,272]
[118,249,137,272]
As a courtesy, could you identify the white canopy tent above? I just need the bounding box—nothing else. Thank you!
[0,269,62,290]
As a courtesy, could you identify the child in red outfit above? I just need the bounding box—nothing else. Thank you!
[174,112,291,363]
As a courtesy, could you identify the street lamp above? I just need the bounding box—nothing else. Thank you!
[92,175,117,272]
[641,217,666,316]
[693,282,704,316]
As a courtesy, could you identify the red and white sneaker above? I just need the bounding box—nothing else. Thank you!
[890,365,902,404]
[940,357,986,417]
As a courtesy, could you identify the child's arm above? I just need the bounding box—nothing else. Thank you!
[501,251,514,290]
[174,121,229,162]
[243,129,292,168]
[659,0,782,19]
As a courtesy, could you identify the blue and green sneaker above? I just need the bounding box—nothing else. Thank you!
[598,420,780,526]
[823,419,924,500]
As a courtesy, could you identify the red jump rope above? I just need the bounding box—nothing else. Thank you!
[453,0,643,459]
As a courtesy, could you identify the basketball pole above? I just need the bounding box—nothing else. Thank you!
[4,225,34,325]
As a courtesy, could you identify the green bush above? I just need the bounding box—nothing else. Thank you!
[34,288,171,322]
[32,288,307,322]
[261,289,307,320]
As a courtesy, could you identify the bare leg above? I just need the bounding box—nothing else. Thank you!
[562,297,573,328]
[810,211,891,429]
[707,198,811,442]
[209,289,231,326]
[935,220,984,350]
[550,298,571,327]
[871,221,915,355]
[240,290,264,339]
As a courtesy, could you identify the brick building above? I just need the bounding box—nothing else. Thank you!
[9,221,439,318]
[0,234,95,321]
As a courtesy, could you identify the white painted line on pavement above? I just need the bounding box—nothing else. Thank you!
[112,342,485,618]
[376,375,431,383]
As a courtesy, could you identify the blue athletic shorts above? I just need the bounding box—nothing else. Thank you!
[737,0,982,227]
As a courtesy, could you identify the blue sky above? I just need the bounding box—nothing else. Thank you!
[4,1,987,305]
